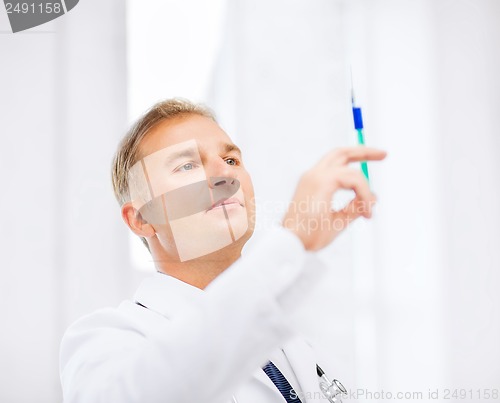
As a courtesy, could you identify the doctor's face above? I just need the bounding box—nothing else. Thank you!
[129,114,255,262]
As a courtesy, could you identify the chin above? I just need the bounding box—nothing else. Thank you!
[154,203,254,262]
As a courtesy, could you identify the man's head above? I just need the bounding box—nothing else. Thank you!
[112,99,255,268]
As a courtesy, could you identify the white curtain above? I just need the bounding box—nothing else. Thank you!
[0,1,133,402]
[209,0,500,395]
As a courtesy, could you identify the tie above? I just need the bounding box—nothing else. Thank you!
[262,361,303,403]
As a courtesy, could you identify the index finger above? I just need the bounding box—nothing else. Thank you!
[320,146,387,167]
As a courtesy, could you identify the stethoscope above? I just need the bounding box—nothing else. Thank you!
[316,364,347,403]
[231,364,347,403]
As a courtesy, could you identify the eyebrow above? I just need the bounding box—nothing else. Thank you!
[164,148,199,166]
[224,143,242,157]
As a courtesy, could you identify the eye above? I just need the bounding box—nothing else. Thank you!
[176,162,197,172]
[225,157,239,166]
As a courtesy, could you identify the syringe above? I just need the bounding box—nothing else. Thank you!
[351,70,370,182]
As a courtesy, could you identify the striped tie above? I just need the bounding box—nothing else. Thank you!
[262,361,303,403]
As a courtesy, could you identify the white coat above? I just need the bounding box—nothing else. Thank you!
[60,226,338,403]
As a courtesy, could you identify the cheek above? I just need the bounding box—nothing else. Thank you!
[239,173,254,199]
[239,177,256,221]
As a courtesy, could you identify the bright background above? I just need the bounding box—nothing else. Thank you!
[1,1,499,402]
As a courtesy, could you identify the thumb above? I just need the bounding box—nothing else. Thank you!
[330,195,374,232]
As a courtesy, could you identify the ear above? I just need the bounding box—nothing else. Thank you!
[121,202,156,238]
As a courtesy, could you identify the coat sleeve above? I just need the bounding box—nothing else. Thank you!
[59,226,329,403]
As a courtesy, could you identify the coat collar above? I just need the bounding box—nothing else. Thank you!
[133,271,205,318]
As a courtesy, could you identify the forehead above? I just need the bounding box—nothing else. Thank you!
[139,114,232,158]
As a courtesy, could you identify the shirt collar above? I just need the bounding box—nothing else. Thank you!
[133,271,205,319]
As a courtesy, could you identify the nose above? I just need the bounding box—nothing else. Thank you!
[206,159,237,189]
[209,176,241,202]
[211,177,237,187]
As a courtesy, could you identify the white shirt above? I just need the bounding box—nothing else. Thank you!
[60,226,331,403]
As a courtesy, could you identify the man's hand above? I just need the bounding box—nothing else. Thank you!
[282,147,387,251]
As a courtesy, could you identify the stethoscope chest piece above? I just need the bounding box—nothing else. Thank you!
[317,364,347,403]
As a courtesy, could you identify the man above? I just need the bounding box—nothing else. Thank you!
[59,98,386,402]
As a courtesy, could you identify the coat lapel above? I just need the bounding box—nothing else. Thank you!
[282,337,320,403]
[251,364,287,401]
[247,337,320,403]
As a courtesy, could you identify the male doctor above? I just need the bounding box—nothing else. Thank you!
[59,98,386,403]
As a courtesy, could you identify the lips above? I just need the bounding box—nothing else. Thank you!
[207,197,243,211]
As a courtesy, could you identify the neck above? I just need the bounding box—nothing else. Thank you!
[151,241,244,289]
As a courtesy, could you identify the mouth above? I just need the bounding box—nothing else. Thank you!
[206,197,244,212]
